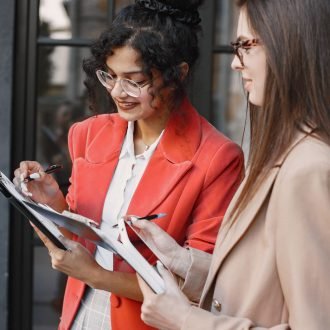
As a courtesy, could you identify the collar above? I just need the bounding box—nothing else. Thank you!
[85,97,202,164]
[274,125,316,167]
[158,97,202,163]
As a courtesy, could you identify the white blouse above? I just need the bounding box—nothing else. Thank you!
[95,120,163,270]
[71,121,164,329]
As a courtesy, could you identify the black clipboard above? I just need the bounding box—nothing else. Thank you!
[0,171,67,250]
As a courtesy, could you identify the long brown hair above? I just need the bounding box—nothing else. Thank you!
[232,0,330,218]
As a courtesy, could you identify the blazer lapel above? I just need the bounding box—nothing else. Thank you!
[127,152,193,215]
[200,167,280,305]
[86,115,127,164]
[200,130,313,305]
[127,98,201,216]
[73,116,128,223]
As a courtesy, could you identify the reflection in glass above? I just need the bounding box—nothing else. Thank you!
[37,46,87,195]
[213,1,249,159]
[39,0,109,40]
[34,42,112,328]
[214,0,237,46]
[212,53,250,158]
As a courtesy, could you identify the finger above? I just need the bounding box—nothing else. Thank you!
[13,176,23,189]
[13,168,23,181]
[20,181,32,196]
[156,261,179,293]
[32,224,59,252]
[14,161,43,184]
[137,273,155,298]
[19,160,43,173]
[61,237,78,251]
[132,219,165,237]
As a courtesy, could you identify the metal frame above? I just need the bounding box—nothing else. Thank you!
[189,0,215,121]
[9,0,39,328]
[0,0,15,328]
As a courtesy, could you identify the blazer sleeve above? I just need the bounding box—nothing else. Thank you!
[184,141,244,253]
[181,156,330,330]
[179,248,213,302]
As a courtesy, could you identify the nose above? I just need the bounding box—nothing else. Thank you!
[109,80,127,98]
[231,54,243,71]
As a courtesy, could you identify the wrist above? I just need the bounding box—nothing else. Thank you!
[169,246,191,279]
[177,303,193,330]
[47,189,67,212]
[87,264,105,289]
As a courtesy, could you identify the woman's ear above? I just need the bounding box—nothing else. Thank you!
[178,62,189,80]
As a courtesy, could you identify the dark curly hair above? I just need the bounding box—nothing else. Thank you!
[83,0,205,113]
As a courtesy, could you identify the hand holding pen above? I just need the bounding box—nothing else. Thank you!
[24,164,63,182]
[112,213,167,228]
[13,163,63,198]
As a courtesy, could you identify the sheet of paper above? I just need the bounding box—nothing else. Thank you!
[0,171,164,293]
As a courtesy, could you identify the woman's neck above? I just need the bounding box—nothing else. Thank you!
[133,111,170,154]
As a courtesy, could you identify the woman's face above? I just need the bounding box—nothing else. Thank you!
[105,46,168,123]
[231,8,267,107]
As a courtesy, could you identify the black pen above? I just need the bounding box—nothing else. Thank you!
[25,164,63,182]
[112,213,167,228]
[137,213,167,220]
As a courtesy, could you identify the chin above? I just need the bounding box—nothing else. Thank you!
[117,110,137,122]
[248,92,263,107]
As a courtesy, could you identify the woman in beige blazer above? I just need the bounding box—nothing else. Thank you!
[134,0,330,329]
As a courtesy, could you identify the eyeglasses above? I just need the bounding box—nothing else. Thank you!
[96,69,151,98]
[230,38,261,67]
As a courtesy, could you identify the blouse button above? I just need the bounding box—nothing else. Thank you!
[212,298,222,312]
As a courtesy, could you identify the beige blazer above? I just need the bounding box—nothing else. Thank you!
[180,132,330,329]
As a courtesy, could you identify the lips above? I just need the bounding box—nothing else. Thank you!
[242,77,252,91]
[116,100,139,111]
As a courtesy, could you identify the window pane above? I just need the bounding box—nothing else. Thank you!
[212,53,250,158]
[33,246,66,328]
[214,0,238,46]
[39,0,109,40]
[34,45,111,328]
[39,0,136,40]
[37,46,87,194]
[115,0,134,14]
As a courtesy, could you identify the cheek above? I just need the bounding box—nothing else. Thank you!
[139,89,162,110]
[251,57,267,106]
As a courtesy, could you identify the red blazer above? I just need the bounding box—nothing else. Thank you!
[59,98,244,330]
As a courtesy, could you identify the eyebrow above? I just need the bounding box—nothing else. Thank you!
[105,65,144,75]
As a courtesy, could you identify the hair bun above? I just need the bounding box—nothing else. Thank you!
[136,0,202,26]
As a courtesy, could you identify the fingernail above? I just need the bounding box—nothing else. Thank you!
[130,216,138,223]
[156,260,164,271]
[20,182,27,191]
[29,172,41,180]
[21,185,32,197]
[22,191,33,197]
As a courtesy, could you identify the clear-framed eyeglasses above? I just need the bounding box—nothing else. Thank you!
[96,69,151,98]
[230,38,261,67]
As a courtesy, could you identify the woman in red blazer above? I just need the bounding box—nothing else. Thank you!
[14,0,244,329]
